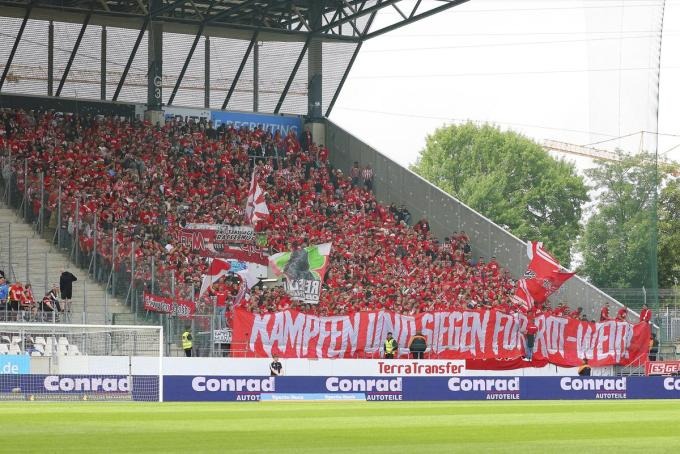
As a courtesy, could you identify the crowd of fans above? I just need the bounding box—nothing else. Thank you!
[0,108,596,323]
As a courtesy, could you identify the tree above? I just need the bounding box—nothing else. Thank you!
[577,152,679,289]
[410,122,588,266]
[658,178,680,288]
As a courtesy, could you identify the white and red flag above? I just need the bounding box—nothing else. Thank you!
[512,241,575,311]
[199,258,232,297]
[245,171,269,225]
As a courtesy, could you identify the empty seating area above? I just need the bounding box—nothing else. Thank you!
[0,333,81,356]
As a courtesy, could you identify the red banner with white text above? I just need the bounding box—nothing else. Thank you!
[143,292,196,319]
[231,308,650,367]
[174,225,268,265]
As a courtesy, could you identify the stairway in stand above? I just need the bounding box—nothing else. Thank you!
[0,203,129,325]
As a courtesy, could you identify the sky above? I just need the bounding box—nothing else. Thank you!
[330,0,680,171]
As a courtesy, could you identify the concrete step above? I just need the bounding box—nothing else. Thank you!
[0,202,131,325]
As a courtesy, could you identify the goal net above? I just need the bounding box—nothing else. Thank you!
[0,323,163,402]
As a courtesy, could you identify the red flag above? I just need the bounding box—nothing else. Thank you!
[512,241,575,310]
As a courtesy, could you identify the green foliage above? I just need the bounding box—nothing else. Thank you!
[410,122,588,266]
[577,152,680,289]
[658,179,680,287]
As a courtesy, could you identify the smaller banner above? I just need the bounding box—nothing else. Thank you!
[213,329,232,344]
[269,243,332,304]
[143,292,195,319]
[646,360,680,376]
[176,227,268,265]
[185,224,255,244]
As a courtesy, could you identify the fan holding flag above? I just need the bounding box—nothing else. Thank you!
[512,241,575,312]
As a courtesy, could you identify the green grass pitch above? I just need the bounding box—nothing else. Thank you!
[2,400,680,453]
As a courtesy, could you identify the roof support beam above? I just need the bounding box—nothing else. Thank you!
[168,23,205,105]
[274,34,310,114]
[0,4,31,91]
[112,18,149,101]
[364,0,470,40]
[206,0,259,24]
[56,12,91,97]
[315,0,401,34]
[325,3,380,116]
[221,30,258,110]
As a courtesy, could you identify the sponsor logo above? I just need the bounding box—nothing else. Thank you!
[43,376,129,392]
[377,361,464,376]
[560,377,626,399]
[448,377,520,392]
[191,377,274,393]
[448,378,520,400]
[325,377,402,393]
[0,356,30,374]
[647,361,680,376]
[663,377,680,391]
[560,377,626,391]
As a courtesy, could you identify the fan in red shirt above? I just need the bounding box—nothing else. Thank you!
[8,281,26,311]
[600,302,610,322]
[523,318,538,361]
[639,303,652,323]
[616,305,628,322]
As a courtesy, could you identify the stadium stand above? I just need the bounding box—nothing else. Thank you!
[0,107,597,324]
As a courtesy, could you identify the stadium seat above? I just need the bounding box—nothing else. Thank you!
[58,337,70,347]
[68,345,81,356]
[0,344,8,355]
[8,344,21,354]
[34,336,46,346]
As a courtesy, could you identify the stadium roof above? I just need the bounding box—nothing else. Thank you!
[0,1,470,115]
[0,0,470,42]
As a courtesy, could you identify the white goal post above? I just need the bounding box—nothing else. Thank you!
[0,323,163,402]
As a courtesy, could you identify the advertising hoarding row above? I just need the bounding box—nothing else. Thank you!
[3,374,680,402]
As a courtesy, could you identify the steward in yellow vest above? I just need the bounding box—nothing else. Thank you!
[182,328,193,357]
[384,332,398,359]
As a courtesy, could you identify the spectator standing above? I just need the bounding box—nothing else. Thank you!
[350,162,361,187]
[0,277,9,307]
[270,355,283,376]
[383,332,398,359]
[616,305,628,322]
[523,318,538,361]
[362,164,374,192]
[600,302,610,322]
[578,358,591,376]
[649,333,659,361]
[408,331,427,359]
[59,269,78,313]
[182,326,193,357]
[640,303,652,323]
